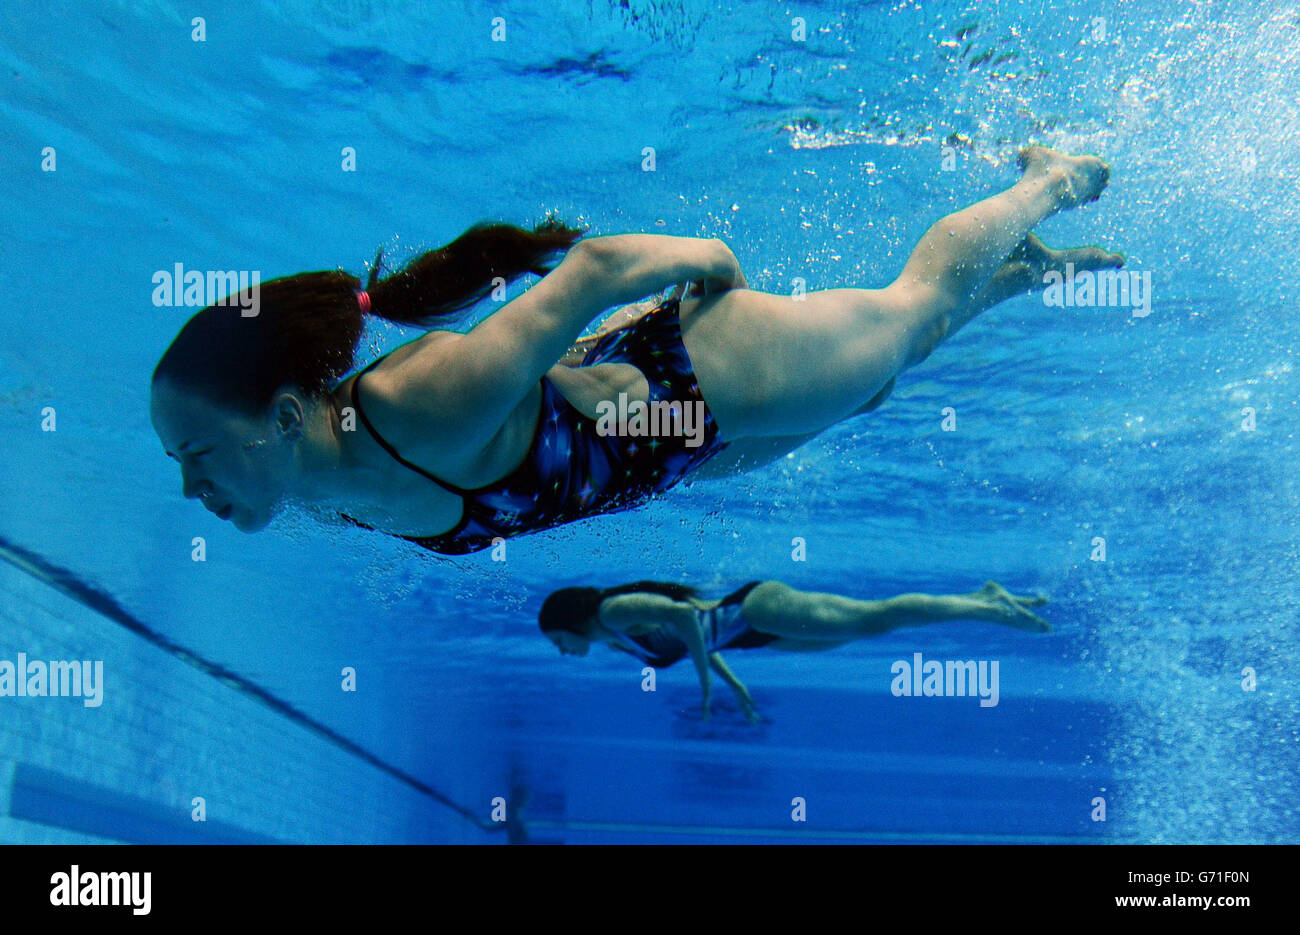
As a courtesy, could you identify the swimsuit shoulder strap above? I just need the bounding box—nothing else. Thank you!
[348,355,473,498]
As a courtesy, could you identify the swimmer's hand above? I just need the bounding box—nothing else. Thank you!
[731,683,761,724]
[709,653,760,724]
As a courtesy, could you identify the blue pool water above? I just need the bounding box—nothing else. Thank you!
[1,0,1297,844]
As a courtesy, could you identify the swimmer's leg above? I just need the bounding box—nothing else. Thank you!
[682,146,1112,438]
[960,233,1125,334]
[888,146,1111,347]
[743,580,1051,640]
[851,235,1124,414]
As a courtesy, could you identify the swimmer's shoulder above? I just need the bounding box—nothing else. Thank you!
[599,592,697,634]
[349,331,474,452]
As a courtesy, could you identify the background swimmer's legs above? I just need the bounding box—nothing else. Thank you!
[743,581,1051,641]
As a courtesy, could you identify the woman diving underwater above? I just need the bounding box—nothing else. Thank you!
[539,579,1051,722]
[151,146,1121,554]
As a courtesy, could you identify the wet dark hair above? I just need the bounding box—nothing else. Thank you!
[151,217,584,415]
[538,581,701,635]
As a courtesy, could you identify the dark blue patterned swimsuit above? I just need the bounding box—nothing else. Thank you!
[340,296,728,555]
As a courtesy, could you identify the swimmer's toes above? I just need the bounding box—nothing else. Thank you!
[1005,603,1050,633]
[977,582,1051,632]
[1008,598,1051,632]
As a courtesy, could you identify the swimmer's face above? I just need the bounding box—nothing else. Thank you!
[150,379,303,533]
[548,630,591,657]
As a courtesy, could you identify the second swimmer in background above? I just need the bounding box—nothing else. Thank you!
[539,579,1050,722]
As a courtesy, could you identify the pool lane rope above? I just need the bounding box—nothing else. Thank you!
[0,533,500,836]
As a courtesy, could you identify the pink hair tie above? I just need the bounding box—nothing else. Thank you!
[355,290,371,313]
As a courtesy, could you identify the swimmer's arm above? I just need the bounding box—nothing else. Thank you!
[601,593,712,720]
[710,654,760,724]
[435,238,730,441]
[584,234,747,305]
[671,613,713,722]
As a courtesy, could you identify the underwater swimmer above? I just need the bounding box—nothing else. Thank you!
[151,146,1121,555]
[539,580,1050,722]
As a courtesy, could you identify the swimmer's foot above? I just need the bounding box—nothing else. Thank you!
[955,232,1126,329]
[1017,144,1111,211]
[1011,231,1124,272]
[970,581,1051,633]
[997,232,1125,291]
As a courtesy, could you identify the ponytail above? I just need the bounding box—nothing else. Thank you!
[366,216,584,327]
[151,217,584,414]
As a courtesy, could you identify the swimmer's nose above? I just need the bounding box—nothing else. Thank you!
[181,474,209,501]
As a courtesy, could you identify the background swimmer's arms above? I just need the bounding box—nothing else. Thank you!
[710,654,760,723]
[599,592,713,720]
[674,612,713,722]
